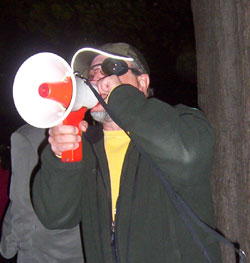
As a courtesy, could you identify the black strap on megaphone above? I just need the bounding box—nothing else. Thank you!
[83,78,246,263]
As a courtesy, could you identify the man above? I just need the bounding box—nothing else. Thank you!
[32,43,221,262]
[0,124,83,263]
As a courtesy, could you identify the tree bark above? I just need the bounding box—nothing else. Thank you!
[191,0,250,262]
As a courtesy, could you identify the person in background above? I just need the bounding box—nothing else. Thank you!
[0,144,10,225]
[0,124,84,263]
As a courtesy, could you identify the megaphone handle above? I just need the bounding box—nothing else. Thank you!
[62,107,87,162]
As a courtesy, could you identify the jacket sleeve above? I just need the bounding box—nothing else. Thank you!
[0,128,42,258]
[32,144,84,230]
[107,84,215,186]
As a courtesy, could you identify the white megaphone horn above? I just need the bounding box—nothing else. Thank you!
[13,52,99,162]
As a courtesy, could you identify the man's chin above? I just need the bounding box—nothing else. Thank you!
[90,111,112,123]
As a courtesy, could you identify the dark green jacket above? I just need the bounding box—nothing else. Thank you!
[32,85,221,263]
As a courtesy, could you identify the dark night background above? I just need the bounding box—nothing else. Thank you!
[0,0,196,147]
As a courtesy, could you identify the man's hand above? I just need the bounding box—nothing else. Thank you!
[96,75,121,100]
[48,120,88,156]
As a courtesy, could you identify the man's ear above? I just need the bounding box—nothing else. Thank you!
[137,74,150,97]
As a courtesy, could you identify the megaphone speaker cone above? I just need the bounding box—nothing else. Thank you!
[13,52,77,128]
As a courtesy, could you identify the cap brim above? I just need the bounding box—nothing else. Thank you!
[71,47,134,78]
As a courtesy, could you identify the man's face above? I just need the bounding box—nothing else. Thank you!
[88,54,149,124]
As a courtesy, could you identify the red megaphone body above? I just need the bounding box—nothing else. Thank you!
[38,77,88,162]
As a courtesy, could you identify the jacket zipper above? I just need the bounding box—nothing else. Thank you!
[111,209,120,262]
[111,220,117,260]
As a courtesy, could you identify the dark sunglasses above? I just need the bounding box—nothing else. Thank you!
[88,58,142,80]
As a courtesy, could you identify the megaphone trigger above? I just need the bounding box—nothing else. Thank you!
[62,107,87,162]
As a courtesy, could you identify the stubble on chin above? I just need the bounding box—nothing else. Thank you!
[90,111,113,123]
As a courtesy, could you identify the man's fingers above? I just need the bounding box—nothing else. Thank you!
[49,124,79,136]
[97,75,121,97]
[80,121,88,131]
[48,124,82,156]
[79,120,89,132]
[49,134,81,144]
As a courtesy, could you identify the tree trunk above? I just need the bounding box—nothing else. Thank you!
[191,1,250,262]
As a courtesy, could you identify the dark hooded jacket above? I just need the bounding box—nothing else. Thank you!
[32,84,221,263]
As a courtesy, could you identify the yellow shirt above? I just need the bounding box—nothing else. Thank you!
[104,130,130,220]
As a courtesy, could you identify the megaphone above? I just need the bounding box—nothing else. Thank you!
[13,52,99,162]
